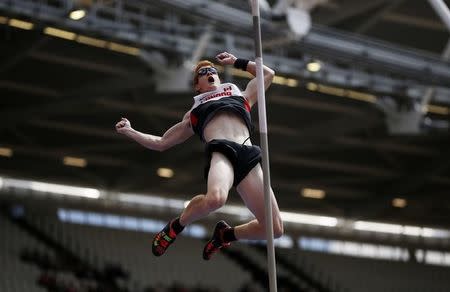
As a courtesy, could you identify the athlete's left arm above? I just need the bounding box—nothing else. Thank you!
[241,61,275,107]
[215,52,275,107]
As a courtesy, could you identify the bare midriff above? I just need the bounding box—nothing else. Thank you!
[203,111,252,145]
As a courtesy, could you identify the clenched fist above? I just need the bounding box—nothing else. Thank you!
[215,51,237,66]
[115,117,132,134]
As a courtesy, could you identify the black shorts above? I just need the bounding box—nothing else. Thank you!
[204,139,261,187]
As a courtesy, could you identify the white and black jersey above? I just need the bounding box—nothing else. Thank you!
[190,83,253,141]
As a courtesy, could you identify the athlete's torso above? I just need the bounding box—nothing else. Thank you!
[190,83,253,143]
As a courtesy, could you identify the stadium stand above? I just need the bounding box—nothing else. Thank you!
[2,204,450,292]
[278,248,450,292]
[24,211,254,292]
[0,214,47,292]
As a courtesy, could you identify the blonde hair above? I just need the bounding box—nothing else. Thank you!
[193,60,216,89]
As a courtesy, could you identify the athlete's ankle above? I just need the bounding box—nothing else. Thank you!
[222,227,237,243]
[170,217,185,235]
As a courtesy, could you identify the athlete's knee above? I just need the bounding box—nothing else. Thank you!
[273,216,284,238]
[205,188,227,211]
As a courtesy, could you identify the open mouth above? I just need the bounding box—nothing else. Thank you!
[208,76,215,83]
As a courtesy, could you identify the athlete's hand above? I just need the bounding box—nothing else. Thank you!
[115,117,132,134]
[216,51,237,66]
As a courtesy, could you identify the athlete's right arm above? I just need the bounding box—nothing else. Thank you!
[115,111,194,152]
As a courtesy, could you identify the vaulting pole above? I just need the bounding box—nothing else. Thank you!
[249,1,278,291]
[422,0,450,108]
[428,0,450,31]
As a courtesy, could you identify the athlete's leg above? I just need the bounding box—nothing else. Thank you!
[152,152,234,256]
[179,152,234,225]
[202,163,283,260]
[234,164,284,240]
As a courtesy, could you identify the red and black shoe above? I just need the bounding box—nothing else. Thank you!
[152,220,178,256]
[203,220,232,261]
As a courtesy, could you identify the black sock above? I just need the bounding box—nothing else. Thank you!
[170,217,185,234]
[223,227,237,243]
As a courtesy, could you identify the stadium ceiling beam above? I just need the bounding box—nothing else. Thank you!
[65,74,153,97]
[280,128,437,162]
[294,116,380,139]
[314,0,389,26]
[275,179,373,200]
[57,143,138,155]
[28,51,135,77]
[261,112,381,155]
[382,12,448,31]
[28,120,202,175]
[0,80,60,98]
[30,119,122,140]
[95,99,185,120]
[148,0,258,36]
[354,0,405,34]
[269,95,372,117]
[148,0,450,87]
[2,142,135,168]
[25,119,202,179]
[273,154,398,178]
[389,154,450,196]
[301,26,450,87]
[0,36,49,75]
[0,73,154,129]
[430,175,450,185]
[334,137,436,157]
[2,1,450,90]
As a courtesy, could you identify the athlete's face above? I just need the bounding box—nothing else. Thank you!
[195,66,221,93]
